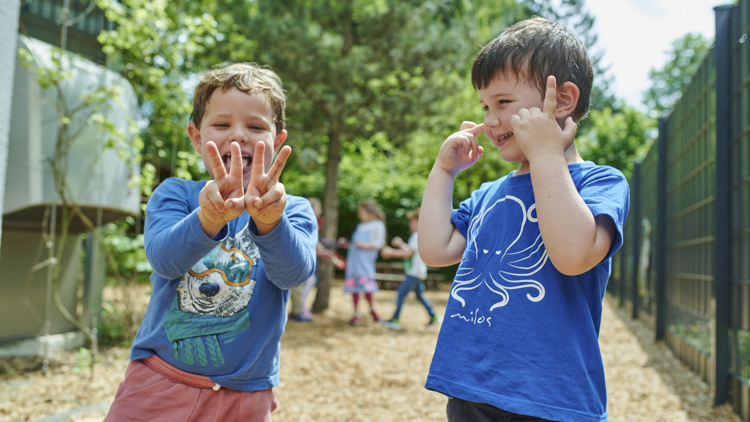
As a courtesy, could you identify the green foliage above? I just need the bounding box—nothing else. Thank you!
[522,0,618,114]
[98,300,133,347]
[88,0,647,287]
[577,104,656,179]
[643,32,712,118]
[95,0,217,186]
[99,217,151,285]
[72,347,98,374]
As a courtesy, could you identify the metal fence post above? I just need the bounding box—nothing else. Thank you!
[655,117,668,341]
[713,4,732,407]
[631,161,641,320]
[619,232,627,308]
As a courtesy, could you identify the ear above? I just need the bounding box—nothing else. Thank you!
[187,122,202,153]
[274,129,288,150]
[555,81,580,121]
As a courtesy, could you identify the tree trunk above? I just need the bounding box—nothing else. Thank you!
[312,126,341,313]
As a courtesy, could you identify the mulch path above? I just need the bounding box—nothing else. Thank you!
[0,280,742,422]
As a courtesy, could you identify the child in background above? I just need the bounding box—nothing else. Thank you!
[289,197,345,321]
[380,208,440,330]
[104,63,317,422]
[419,17,629,422]
[338,198,386,325]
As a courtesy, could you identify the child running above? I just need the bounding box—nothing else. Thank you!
[104,63,317,422]
[380,207,440,330]
[419,17,630,422]
[337,198,386,325]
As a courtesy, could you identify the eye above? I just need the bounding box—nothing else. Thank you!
[248,124,266,131]
[213,123,229,128]
[498,100,510,105]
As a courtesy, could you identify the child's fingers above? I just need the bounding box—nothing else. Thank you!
[206,141,227,179]
[203,182,226,213]
[562,116,578,140]
[465,123,484,136]
[228,142,243,179]
[256,184,286,211]
[462,133,482,160]
[225,197,244,210]
[250,142,266,182]
[543,75,557,116]
[267,146,292,182]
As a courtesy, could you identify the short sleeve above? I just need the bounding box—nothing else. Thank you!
[372,220,386,249]
[578,167,630,260]
[451,197,474,238]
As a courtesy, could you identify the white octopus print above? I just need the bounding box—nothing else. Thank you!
[452,195,547,311]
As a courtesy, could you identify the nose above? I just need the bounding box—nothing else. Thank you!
[485,110,501,128]
[229,125,249,143]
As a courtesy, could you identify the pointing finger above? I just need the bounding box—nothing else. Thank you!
[543,75,557,116]
[466,123,484,136]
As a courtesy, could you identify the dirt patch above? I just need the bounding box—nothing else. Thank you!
[0,281,742,422]
[601,297,740,422]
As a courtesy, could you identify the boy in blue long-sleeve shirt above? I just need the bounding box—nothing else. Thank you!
[105,63,317,422]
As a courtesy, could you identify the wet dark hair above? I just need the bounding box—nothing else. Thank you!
[471,17,593,122]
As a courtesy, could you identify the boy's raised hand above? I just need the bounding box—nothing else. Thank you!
[198,141,246,236]
[435,122,485,177]
[510,75,577,162]
[244,142,292,235]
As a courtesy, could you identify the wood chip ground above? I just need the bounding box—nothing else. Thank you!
[0,280,741,422]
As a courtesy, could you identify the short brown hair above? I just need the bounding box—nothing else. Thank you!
[190,63,286,132]
[471,17,593,122]
[406,207,420,220]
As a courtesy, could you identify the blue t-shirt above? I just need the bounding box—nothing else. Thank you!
[130,177,317,391]
[425,162,629,422]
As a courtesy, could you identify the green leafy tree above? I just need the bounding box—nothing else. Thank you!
[194,0,519,311]
[95,0,223,192]
[523,0,618,115]
[643,32,711,118]
[576,104,655,179]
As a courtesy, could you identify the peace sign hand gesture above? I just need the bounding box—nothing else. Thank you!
[197,141,247,238]
[509,75,577,162]
[244,142,292,235]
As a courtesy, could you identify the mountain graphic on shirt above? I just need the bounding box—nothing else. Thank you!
[165,224,259,367]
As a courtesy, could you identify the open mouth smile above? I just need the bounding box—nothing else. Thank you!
[223,153,253,174]
[496,132,513,146]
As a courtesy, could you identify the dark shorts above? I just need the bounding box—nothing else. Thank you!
[447,397,557,422]
[104,355,277,422]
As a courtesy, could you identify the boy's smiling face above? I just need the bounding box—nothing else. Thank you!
[187,87,287,189]
[478,72,544,173]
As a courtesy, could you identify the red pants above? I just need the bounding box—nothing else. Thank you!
[104,355,277,422]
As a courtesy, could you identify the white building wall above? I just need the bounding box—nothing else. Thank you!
[0,0,21,252]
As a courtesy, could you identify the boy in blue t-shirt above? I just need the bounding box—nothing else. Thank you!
[419,17,629,422]
[104,63,317,422]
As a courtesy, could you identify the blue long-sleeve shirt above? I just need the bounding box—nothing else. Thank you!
[130,177,317,391]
